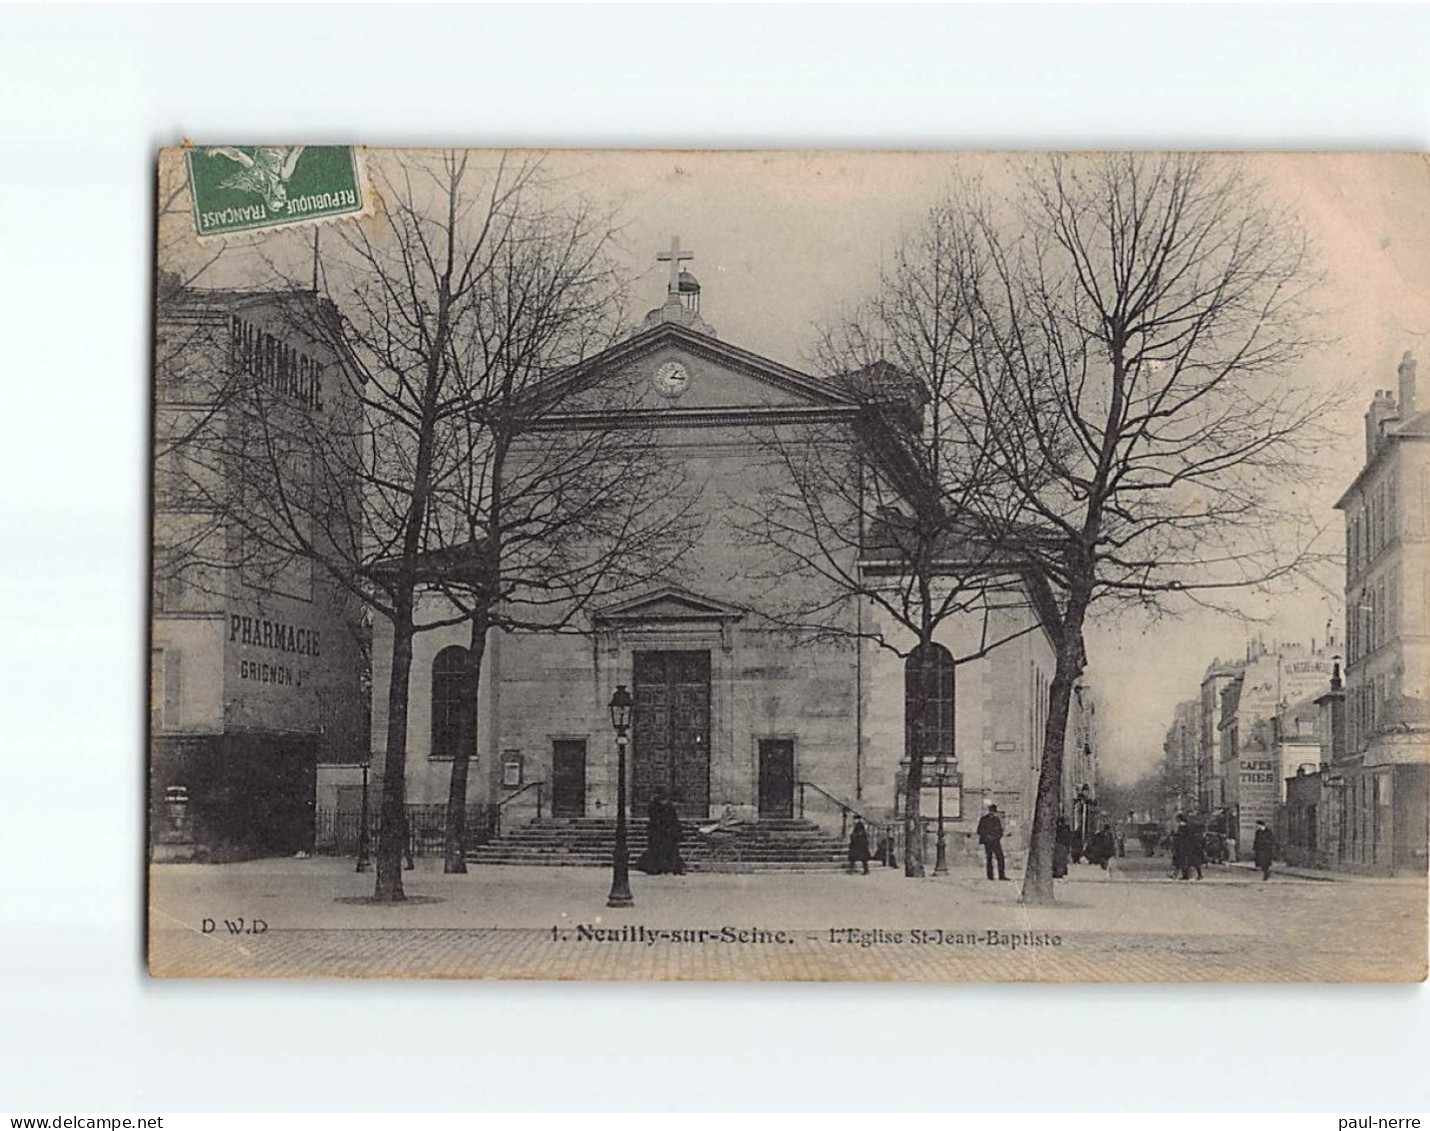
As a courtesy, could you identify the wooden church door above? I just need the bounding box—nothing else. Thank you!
[632,650,711,818]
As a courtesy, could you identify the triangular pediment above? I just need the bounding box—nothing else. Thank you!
[534,321,860,419]
[595,585,747,624]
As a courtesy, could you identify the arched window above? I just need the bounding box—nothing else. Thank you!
[431,645,473,761]
[905,642,955,764]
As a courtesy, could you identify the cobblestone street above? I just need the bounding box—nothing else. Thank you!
[148,855,1428,981]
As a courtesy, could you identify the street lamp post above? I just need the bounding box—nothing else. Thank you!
[934,767,948,875]
[355,760,371,873]
[607,684,634,909]
[932,758,955,875]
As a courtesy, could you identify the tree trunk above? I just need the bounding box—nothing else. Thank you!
[375,616,416,902]
[903,755,925,877]
[442,747,472,875]
[1019,602,1088,907]
[442,616,489,873]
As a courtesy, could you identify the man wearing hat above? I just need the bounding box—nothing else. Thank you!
[976,801,1008,881]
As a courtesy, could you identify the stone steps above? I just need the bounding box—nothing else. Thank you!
[468,816,853,871]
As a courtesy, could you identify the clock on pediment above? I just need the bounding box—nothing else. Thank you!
[652,360,690,399]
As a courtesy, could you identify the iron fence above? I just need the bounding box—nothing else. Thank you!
[315,803,495,858]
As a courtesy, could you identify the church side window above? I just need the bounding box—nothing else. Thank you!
[430,645,473,761]
[904,643,955,765]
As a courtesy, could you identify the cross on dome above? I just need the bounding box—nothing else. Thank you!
[656,236,694,296]
[639,234,715,337]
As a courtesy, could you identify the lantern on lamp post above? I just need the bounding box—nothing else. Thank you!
[607,684,635,909]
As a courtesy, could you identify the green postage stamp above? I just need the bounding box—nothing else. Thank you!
[185,145,367,238]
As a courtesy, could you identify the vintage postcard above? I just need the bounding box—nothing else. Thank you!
[148,147,1429,981]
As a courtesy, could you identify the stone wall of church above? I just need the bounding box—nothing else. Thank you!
[364,332,1071,858]
[862,592,1057,860]
[365,604,498,809]
[479,621,862,824]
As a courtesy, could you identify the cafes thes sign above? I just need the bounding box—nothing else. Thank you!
[231,314,325,412]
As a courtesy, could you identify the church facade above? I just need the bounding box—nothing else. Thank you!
[362,251,1090,860]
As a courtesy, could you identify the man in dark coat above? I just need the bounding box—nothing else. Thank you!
[1087,824,1116,870]
[1171,814,1197,880]
[847,818,871,875]
[977,803,1008,880]
[1253,820,1275,880]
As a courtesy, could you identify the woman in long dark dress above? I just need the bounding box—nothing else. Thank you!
[635,800,664,874]
[663,799,687,875]
[847,818,872,875]
[637,798,687,875]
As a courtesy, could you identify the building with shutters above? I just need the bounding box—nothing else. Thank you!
[1330,351,1430,874]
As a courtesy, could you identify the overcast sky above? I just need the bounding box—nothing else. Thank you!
[553,149,1430,783]
[171,148,1430,784]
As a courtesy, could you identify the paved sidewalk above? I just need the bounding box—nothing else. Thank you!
[1225,859,1421,884]
[147,855,1428,982]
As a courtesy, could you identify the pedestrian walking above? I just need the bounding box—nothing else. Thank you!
[1190,827,1205,880]
[976,802,1008,881]
[1087,823,1116,870]
[1172,814,1203,881]
[1253,820,1276,881]
[1204,830,1226,865]
[847,817,871,875]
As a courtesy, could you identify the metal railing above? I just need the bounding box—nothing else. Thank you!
[492,780,546,839]
[316,803,495,859]
[796,780,899,866]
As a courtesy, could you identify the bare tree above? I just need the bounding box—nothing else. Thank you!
[941,154,1332,904]
[165,150,697,897]
[421,227,701,873]
[739,204,1041,877]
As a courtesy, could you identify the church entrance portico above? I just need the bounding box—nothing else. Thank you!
[632,650,712,818]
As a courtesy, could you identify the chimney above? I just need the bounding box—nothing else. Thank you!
[1366,389,1399,461]
[1399,350,1418,421]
